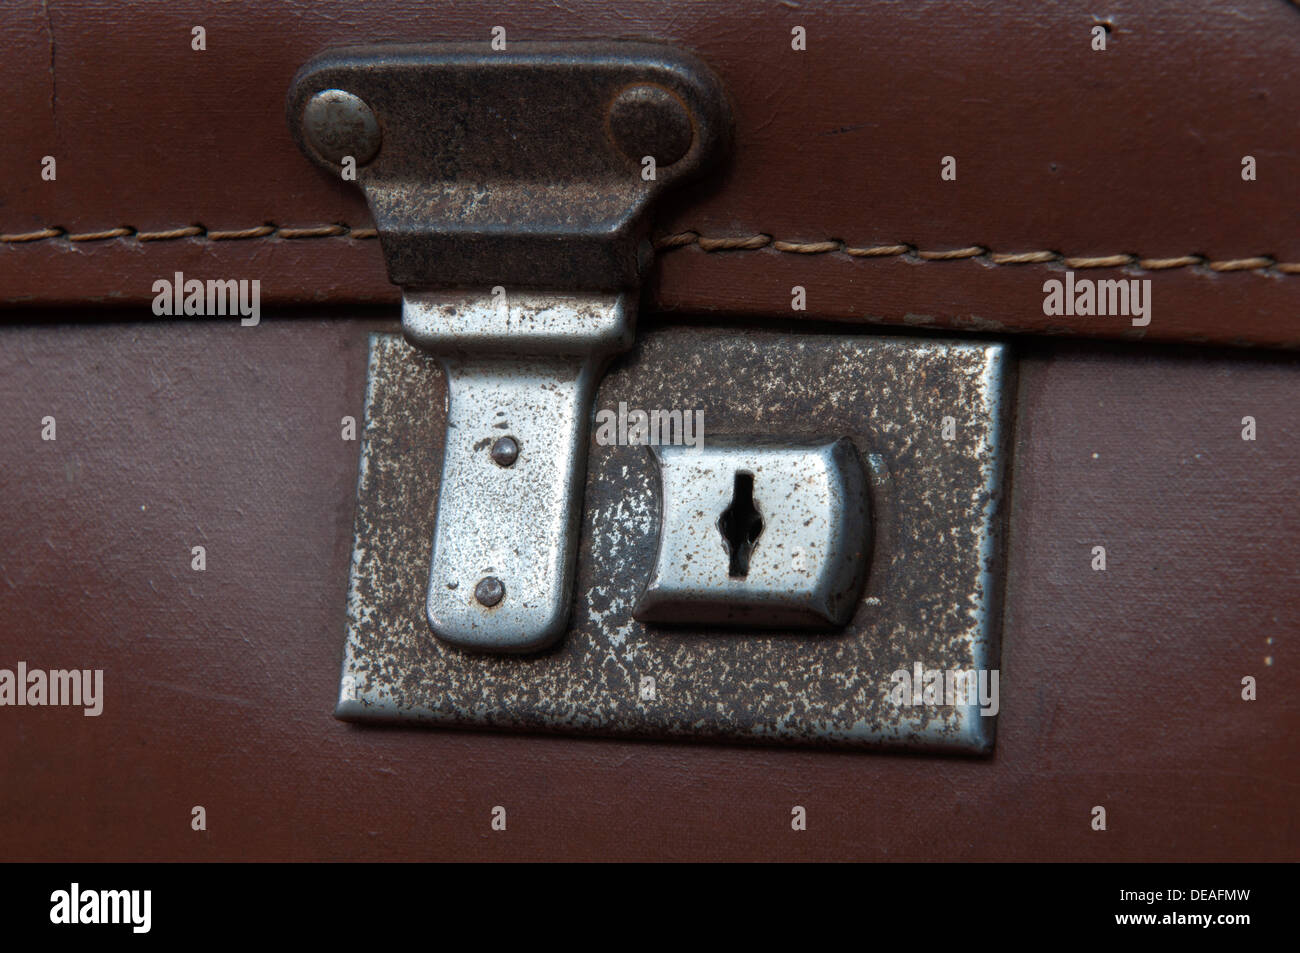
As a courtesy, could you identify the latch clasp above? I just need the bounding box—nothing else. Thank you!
[288,42,731,652]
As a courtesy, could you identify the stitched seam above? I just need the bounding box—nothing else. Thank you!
[1,223,1295,275]
[654,233,1300,275]
[0,223,379,243]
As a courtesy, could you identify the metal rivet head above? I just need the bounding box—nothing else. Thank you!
[490,436,520,467]
[474,576,505,607]
[608,84,693,167]
[304,89,381,166]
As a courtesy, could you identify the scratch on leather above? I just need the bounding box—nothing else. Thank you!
[1,224,1296,275]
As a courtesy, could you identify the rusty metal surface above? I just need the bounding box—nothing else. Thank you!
[340,327,1012,752]
[286,42,732,291]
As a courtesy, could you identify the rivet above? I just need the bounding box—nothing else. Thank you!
[490,435,520,467]
[608,84,693,167]
[304,89,381,166]
[474,576,505,608]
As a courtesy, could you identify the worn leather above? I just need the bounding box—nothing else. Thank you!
[2,1,1300,346]
[1,0,1296,862]
[1,317,1296,860]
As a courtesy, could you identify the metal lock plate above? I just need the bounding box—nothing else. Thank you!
[291,42,1012,751]
[340,329,1010,752]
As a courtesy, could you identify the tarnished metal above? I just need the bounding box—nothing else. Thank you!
[302,89,381,166]
[409,292,632,653]
[401,290,634,354]
[287,43,731,653]
[634,438,871,627]
[287,43,731,290]
[489,436,519,468]
[473,577,505,609]
[340,328,1012,753]
[607,84,694,166]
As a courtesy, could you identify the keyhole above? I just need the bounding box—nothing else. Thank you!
[718,471,764,578]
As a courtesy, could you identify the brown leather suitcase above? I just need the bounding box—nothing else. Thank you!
[1,0,1296,862]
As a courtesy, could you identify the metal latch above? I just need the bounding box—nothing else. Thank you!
[288,43,731,653]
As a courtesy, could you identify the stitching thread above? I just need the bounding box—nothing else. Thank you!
[0,223,379,243]
[654,232,1300,274]
[1,223,1296,275]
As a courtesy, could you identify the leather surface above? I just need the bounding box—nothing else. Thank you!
[3,1,1300,347]
[1,317,1295,861]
